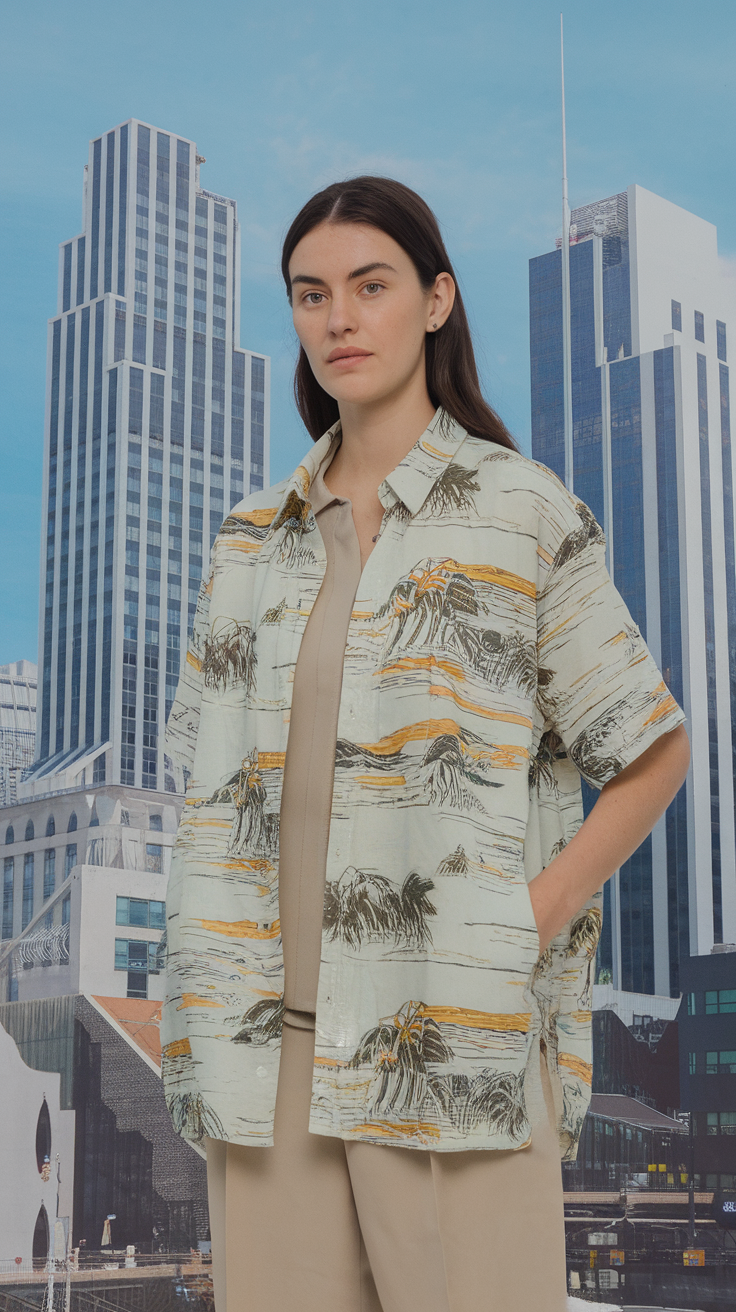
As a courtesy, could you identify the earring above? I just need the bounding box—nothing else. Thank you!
[432,323,438,329]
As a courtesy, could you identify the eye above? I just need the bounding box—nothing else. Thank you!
[363,282,383,294]
[303,292,324,305]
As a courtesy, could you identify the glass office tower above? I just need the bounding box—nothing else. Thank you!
[530,185,735,996]
[27,119,270,796]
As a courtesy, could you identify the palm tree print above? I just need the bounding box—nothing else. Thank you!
[436,845,470,876]
[377,560,536,694]
[334,739,406,773]
[168,1093,225,1143]
[203,752,279,856]
[376,561,479,657]
[565,906,603,1007]
[233,996,284,1044]
[422,464,480,516]
[347,1000,454,1116]
[569,708,626,785]
[528,728,564,792]
[323,867,437,949]
[218,512,271,543]
[202,620,256,695]
[271,489,315,567]
[347,1000,532,1135]
[420,733,501,810]
[457,1068,530,1137]
[545,500,605,582]
[260,597,286,625]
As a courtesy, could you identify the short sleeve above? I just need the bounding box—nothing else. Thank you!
[535,485,687,791]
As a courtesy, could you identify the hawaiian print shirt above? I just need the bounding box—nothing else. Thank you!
[161,405,687,1159]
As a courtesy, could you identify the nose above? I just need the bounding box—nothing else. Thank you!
[326,290,359,339]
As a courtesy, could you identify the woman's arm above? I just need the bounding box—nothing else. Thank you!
[528,724,691,955]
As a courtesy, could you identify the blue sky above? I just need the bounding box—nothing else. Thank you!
[1,0,734,664]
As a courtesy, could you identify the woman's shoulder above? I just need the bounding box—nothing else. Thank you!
[225,477,291,523]
[459,436,586,537]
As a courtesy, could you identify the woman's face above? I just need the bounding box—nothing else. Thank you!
[288,220,454,411]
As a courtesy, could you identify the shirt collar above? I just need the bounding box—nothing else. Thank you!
[275,405,470,523]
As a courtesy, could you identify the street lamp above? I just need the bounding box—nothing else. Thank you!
[675,1109,695,1246]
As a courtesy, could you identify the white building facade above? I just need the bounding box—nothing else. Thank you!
[1,785,178,1001]
[28,118,270,795]
[530,184,736,997]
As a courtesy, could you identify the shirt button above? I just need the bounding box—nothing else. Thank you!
[256,1066,268,1078]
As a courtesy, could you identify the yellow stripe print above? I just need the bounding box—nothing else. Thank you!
[424,1005,532,1032]
[227,507,278,526]
[193,917,281,940]
[177,993,225,1010]
[163,1038,192,1058]
[558,1052,593,1084]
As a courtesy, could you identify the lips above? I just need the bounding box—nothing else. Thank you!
[327,350,372,363]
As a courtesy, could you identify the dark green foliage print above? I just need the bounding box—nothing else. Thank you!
[202,620,256,694]
[323,867,437,949]
[233,997,285,1044]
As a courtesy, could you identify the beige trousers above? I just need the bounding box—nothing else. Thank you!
[204,1021,568,1312]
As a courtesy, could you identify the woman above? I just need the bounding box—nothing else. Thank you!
[161,176,690,1312]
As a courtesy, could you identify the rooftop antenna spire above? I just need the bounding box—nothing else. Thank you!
[560,12,574,492]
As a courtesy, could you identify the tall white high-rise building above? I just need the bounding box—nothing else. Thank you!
[25,118,270,795]
[530,184,735,996]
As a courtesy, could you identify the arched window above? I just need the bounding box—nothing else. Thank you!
[24,820,34,842]
[67,812,77,833]
[36,1099,52,1172]
[32,1204,49,1268]
[46,815,55,837]
[4,825,13,845]
[149,814,163,832]
[89,802,99,828]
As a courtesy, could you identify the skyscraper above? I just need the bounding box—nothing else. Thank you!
[0,662,37,806]
[530,184,735,997]
[25,119,270,795]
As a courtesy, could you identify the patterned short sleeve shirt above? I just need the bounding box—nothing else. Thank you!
[161,406,687,1159]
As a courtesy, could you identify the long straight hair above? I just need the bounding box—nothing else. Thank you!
[280,176,519,451]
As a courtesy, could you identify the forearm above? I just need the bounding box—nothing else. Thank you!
[528,724,691,954]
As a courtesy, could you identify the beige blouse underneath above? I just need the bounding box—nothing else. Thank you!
[279,440,363,1031]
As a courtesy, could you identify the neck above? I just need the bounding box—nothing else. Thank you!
[325,377,437,496]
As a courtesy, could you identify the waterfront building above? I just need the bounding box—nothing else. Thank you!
[0,661,37,806]
[530,184,736,996]
[25,118,270,796]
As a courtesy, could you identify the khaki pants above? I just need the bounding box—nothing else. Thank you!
[205,1022,568,1312]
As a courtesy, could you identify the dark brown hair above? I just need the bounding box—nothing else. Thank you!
[280,175,519,451]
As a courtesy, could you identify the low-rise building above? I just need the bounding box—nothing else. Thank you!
[678,943,736,1193]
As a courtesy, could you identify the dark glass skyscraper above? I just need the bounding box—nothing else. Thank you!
[26,120,270,797]
[530,185,735,996]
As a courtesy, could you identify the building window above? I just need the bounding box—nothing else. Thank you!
[64,845,77,878]
[61,895,70,925]
[22,854,34,929]
[114,938,159,998]
[4,825,13,845]
[706,1049,736,1074]
[717,321,727,362]
[689,1051,697,1075]
[671,300,682,332]
[705,989,736,1014]
[45,816,55,837]
[687,992,697,1015]
[2,857,13,939]
[67,812,77,833]
[708,1111,736,1136]
[146,843,163,873]
[43,850,56,901]
[120,809,130,827]
[116,895,165,928]
[149,813,163,831]
[695,310,705,343]
[25,820,34,843]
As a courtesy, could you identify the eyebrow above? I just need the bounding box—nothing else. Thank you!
[290,261,398,290]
